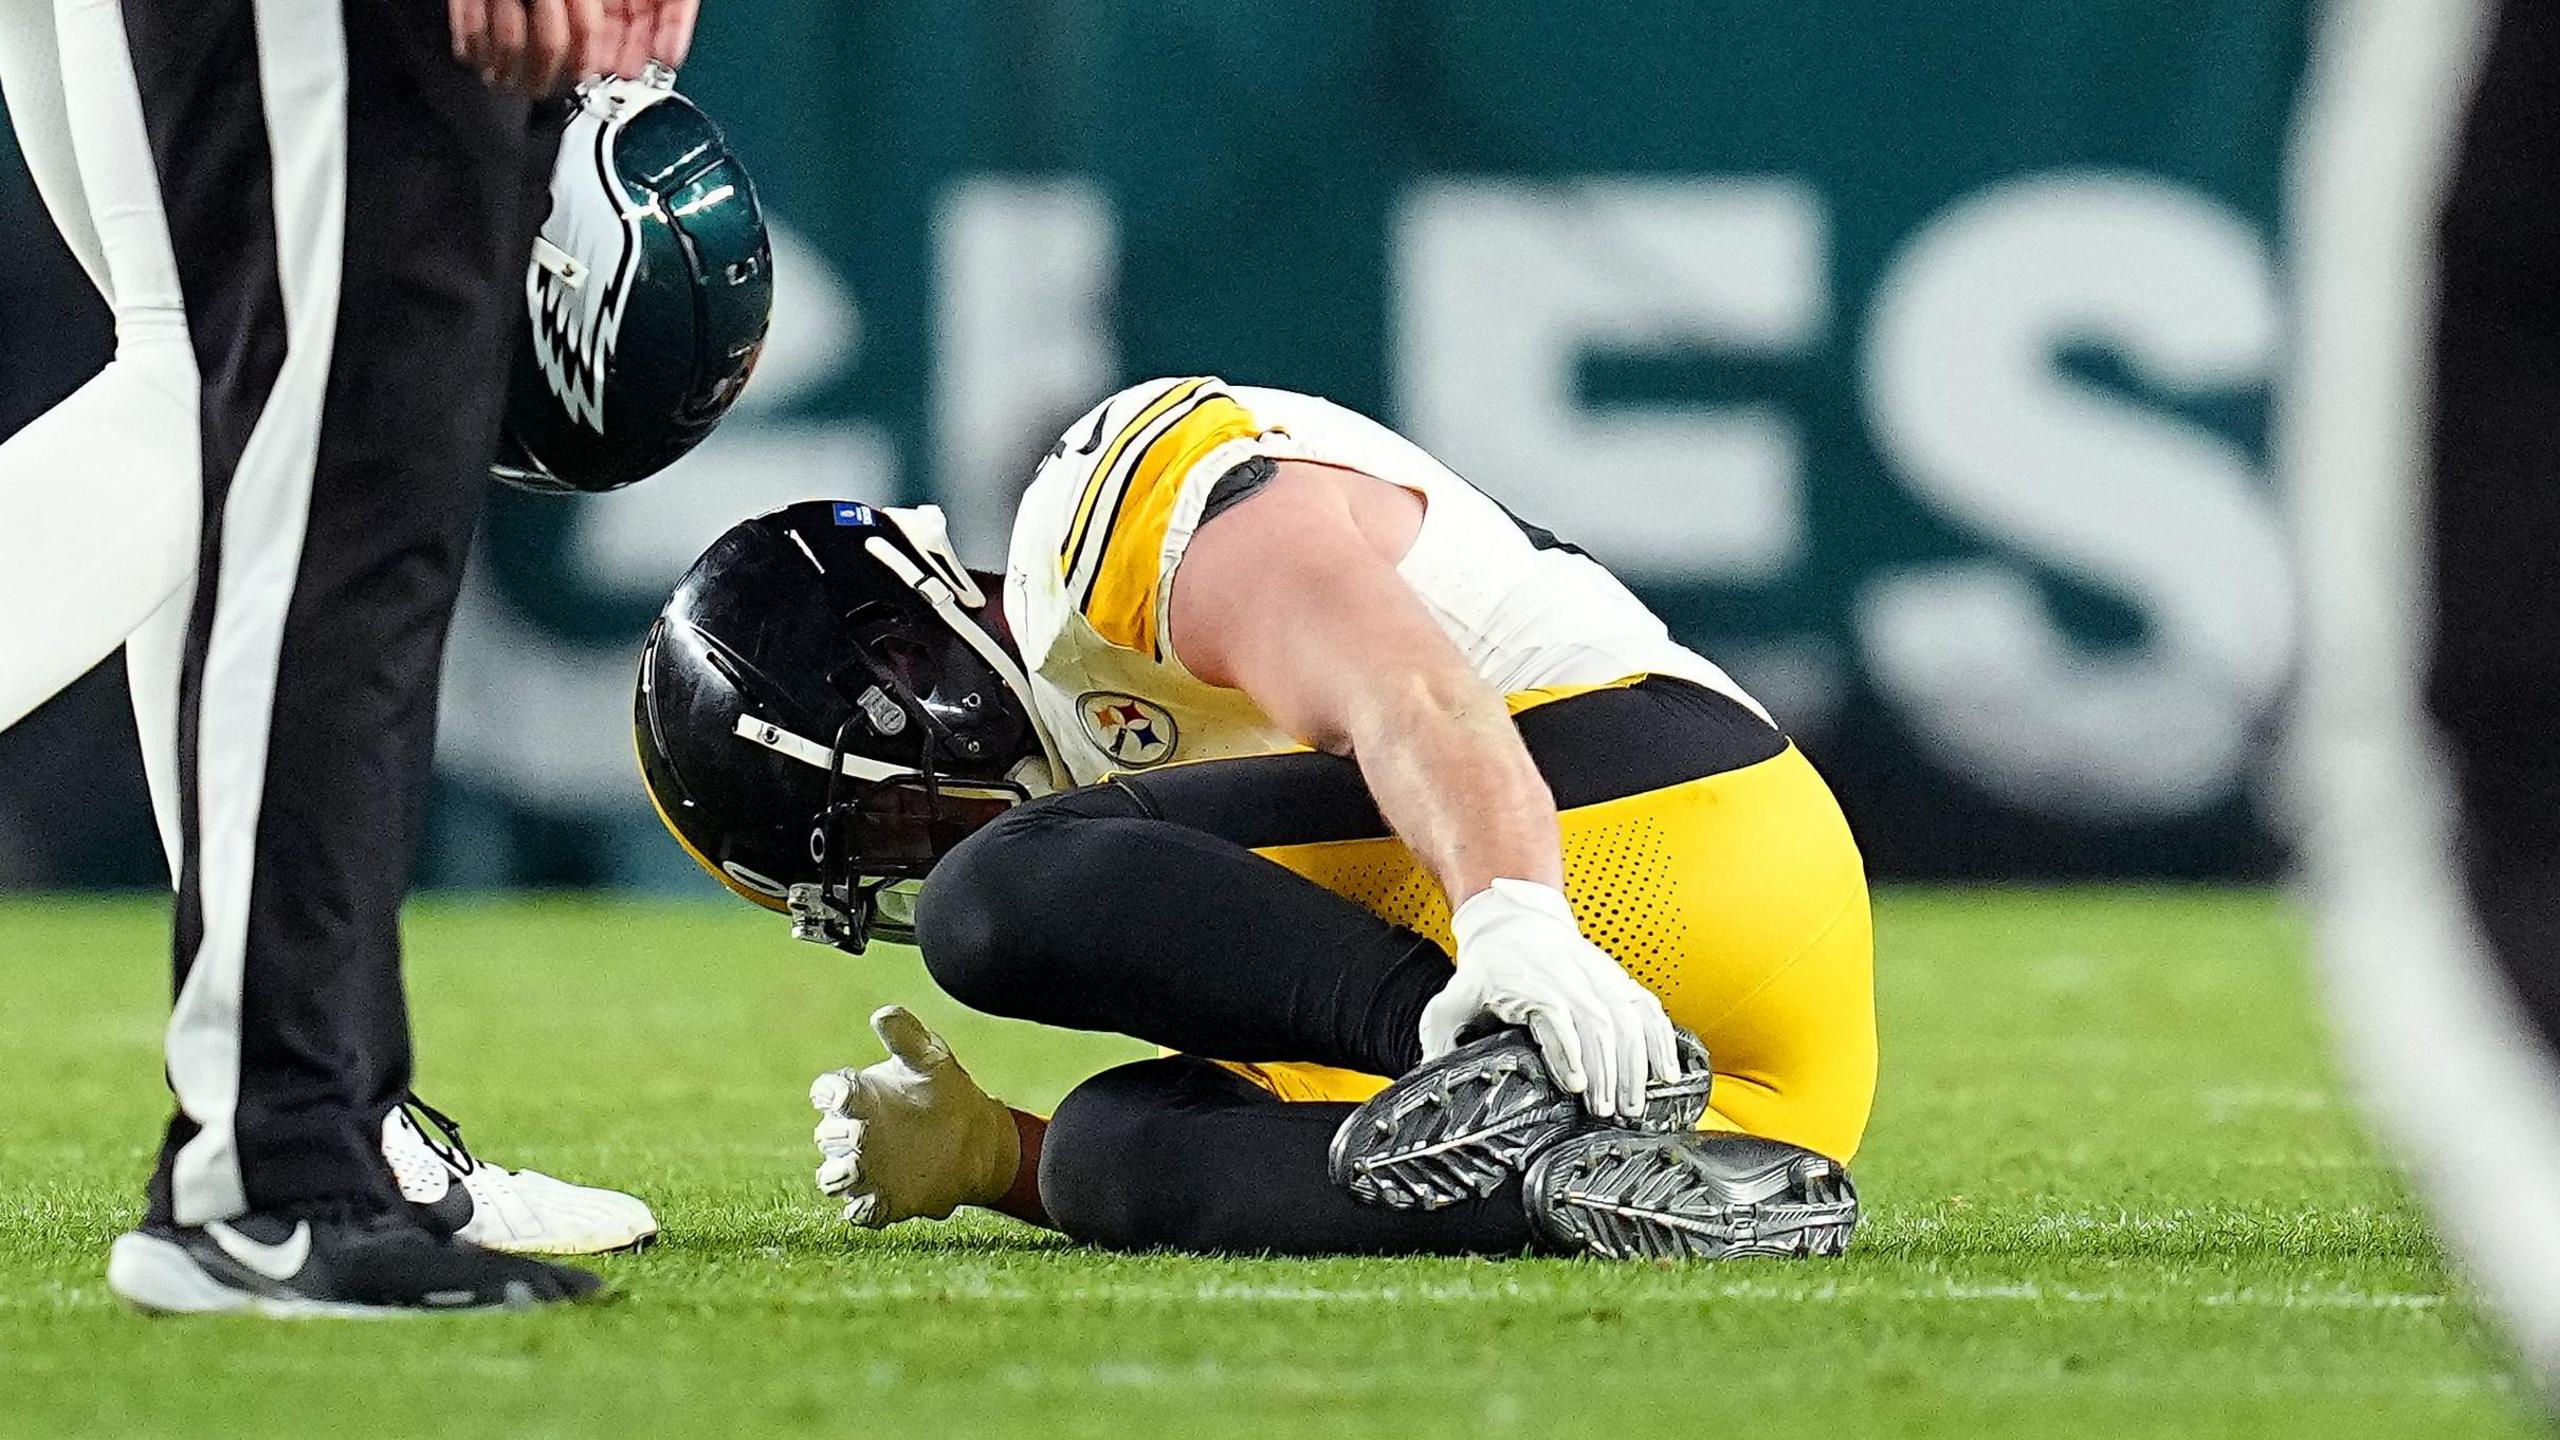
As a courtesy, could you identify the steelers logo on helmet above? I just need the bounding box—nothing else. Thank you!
[1077,692,1179,769]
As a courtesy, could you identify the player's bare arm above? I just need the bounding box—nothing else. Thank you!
[1170,463,1554,899]
[1170,461,1680,1117]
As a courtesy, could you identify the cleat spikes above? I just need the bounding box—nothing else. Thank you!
[1329,1027,1716,1211]
[1525,1131,1859,1262]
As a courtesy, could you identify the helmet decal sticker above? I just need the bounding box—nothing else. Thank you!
[494,75,770,494]
[527,88,662,436]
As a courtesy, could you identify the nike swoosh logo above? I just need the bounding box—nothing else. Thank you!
[206,1220,312,1282]
[413,1179,477,1238]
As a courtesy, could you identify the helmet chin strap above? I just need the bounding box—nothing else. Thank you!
[879,505,984,606]
[863,524,1070,793]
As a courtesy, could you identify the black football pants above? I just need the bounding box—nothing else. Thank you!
[916,677,1784,1253]
[2430,0,2560,1050]
[125,0,559,1225]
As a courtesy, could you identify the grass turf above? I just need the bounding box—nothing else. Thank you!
[0,889,2538,1438]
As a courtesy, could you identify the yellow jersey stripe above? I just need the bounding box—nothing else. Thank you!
[1079,393,1265,654]
[1059,376,1212,581]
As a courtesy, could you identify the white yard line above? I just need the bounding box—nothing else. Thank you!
[0,1266,2456,1316]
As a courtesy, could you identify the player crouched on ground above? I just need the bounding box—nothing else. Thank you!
[637,378,1875,1259]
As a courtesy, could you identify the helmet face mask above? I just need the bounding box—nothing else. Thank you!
[804,760,1026,950]
[797,605,1039,950]
[638,501,1060,953]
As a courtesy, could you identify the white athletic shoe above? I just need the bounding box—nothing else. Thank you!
[382,1097,659,1257]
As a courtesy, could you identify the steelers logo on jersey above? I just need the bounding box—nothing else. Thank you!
[1077,692,1180,769]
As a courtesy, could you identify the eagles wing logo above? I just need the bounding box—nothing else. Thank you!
[1077,692,1179,769]
[527,87,667,436]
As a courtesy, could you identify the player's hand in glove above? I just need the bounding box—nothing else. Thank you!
[1418,878,1681,1121]
[809,1006,1021,1228]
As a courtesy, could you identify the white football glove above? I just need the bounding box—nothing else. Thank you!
[1418,878,1681,1120]
[809,1006,1021,1228]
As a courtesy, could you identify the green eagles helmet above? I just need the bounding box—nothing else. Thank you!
[493,67,774,495]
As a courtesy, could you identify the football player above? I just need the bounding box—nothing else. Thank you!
[639,377,1874,1258]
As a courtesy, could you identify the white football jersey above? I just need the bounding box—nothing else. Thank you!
[1004,377,1766,787]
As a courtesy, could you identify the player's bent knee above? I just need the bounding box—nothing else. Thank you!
[916,789,1146,1014]
[916,801,1104,1014]
[1036,1063,1197,1252]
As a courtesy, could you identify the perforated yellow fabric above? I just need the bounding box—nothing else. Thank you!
[1243,744,1877,1161]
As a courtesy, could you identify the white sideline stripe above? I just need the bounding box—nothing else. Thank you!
[164,0,349,1225]
[2279,0,2560,1389]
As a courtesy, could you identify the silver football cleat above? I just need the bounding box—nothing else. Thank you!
[1524,1131,1859,1261]
[1328,1027,1714,1211]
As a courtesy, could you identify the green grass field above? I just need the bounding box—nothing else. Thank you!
[0,890,2538,1438]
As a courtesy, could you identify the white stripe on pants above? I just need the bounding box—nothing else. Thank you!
[161,0,350,1225]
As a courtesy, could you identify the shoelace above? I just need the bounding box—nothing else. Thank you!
[401,1092,481,1176]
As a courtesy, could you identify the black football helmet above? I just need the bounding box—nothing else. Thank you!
[636,501,1064,952]
[494,65,773,495]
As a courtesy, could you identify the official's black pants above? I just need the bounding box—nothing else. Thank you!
[2431,0,2560,1044]
[125,0,559,1224]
